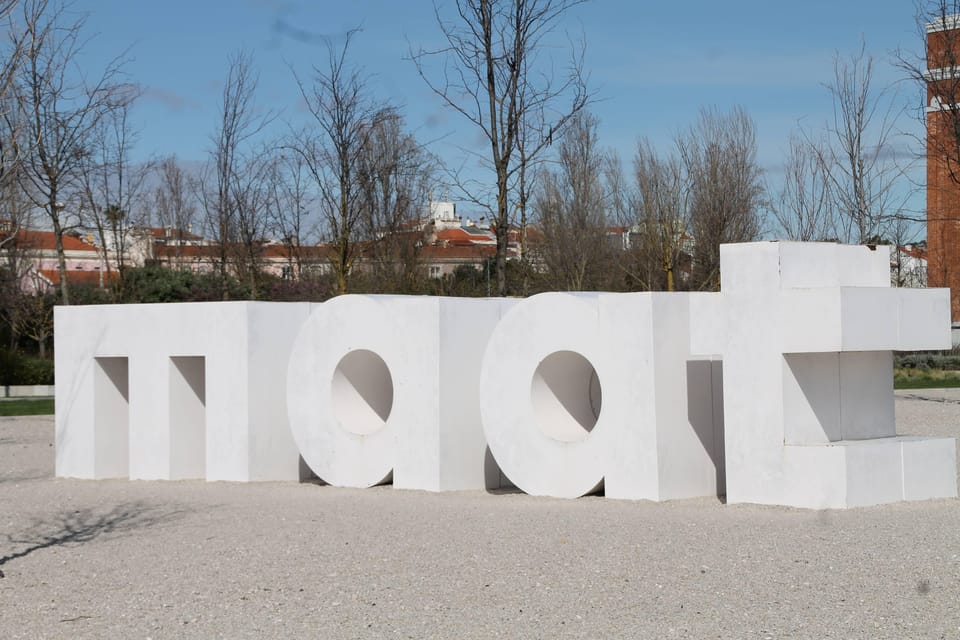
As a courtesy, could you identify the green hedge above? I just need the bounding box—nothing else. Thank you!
[0,349,54,385]
[895,353,960,370]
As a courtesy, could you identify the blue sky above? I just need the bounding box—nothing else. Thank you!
[78,0,927,230]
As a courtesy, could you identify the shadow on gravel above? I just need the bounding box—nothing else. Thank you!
[0,501,188,574]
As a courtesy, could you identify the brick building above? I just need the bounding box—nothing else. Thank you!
[927,14,960,321]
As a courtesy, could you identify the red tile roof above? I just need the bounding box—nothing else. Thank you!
[148,227,203,241]
[1,229,99,253]
[434,227,496,245]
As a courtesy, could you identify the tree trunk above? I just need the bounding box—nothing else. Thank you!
[496,201,508,295]
[51,216,71,306]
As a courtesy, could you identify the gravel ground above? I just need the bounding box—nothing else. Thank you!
[1,395,959,639]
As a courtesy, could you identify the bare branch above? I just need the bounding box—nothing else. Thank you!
[679,106,765,290]
[11,0,131,304]
[411,0,591,295]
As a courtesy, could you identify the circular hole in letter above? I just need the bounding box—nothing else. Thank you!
[331,349,394,435]
[530,350,602,443]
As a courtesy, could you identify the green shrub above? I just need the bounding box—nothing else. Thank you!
[0,349,54,385]
[895,352,960,370]
[116,266,251,303]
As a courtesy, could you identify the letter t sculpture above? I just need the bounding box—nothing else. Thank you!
[691,242,957,508]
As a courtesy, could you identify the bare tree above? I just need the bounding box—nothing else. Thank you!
[290,29,380,295]
[0,95,33,294]
[0,0,25,251]
[230,147,273,297]
[626,138,690,292]
[0,0,21,97]
[0,65,36,350]
[816,43,910,244]
[680,106,765,290]
[266,152,315,280]
[512,49,554,294]
[773,133,836,241]
[0,154,35,351]
[11,0,128,304]
[412,0,590,295]
[355,108,435,292]
[153,156,197,269]
[534,112,616,290]
[77,85,150,287]
[514,103,537,294]
[200,50,273,297]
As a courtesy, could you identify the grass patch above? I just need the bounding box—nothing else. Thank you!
[894,368,960,389]
[0,398,54,416]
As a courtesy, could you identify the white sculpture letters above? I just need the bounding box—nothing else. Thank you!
[54,243,958,508]
[479,292,723,500]
[286,295,514,491]
[690,242,956,508]
[55,302,310,481]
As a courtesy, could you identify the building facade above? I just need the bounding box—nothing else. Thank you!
[927,15,960,321]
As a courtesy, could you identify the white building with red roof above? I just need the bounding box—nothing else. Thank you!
[0,226,107,293]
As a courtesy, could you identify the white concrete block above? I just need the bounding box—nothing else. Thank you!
[901,437,958,501]
[783,353,842,445]
[708,360,726,497]
[689,292,725,356]
[783,438,902,509]
[782,288,950,354]
[897,288,952,350]
[836,243,890,287]
[648,296,724,501]
[245,303,315,481]
[55,302,310,482]
[782,435,953,509]
[694,241,956,509]
[838,352,895,440]
[779,242,844,289]
[780,289,841,353]
[839,289,899,350]
[718,242,781,293]
[655,355,724,500]
[603,293,723,501]
[842,438,904,508]
[782,444,847,509]
[93,356,130,478]
[169,356,205,480]
[481,292,722,501]
[286,295,514,492]
[783,352,895,445]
